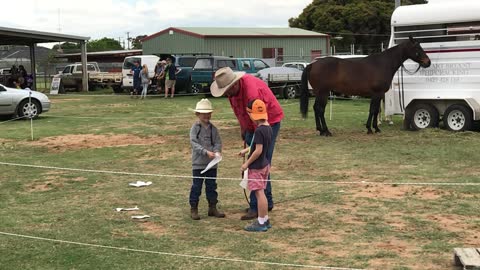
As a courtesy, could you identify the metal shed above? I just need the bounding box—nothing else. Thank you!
[0,26,90,90]
[142,27,329,64]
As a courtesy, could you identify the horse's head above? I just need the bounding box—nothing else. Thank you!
[404,36,431,68]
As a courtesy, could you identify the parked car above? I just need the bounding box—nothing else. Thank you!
[172,55,197,93]
[190,57,269,94]
[190,56,237,94]
[281,62,308,71]
[237,58,270,73]
[54,62,122,92]
[121,55,159,92]
[0,84,50,118]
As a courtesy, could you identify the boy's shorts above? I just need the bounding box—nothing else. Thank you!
[247,165,270,191]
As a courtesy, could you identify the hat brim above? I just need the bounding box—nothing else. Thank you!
[188,108,214,113]
[210,72,246,97]
[249,113,268,121]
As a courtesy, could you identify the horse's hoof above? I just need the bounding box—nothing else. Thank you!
[367,130,373,134]
[375,129,381,133]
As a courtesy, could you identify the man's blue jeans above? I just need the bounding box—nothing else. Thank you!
[189,169,218,207]
[245,122,280,211]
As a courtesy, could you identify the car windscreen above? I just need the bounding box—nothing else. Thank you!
[177,57,196,67]
[123,57,141,70]
[193,59,213,69]
[217,60,237,69]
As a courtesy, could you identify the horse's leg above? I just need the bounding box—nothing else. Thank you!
[313,96,323,135]
[372,96,382,133]
[366,99,375,134]
[319,95,332,136]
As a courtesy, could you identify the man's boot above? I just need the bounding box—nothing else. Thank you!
[208,201,225,218]
[241,209,258,220]
[191,203,200,220]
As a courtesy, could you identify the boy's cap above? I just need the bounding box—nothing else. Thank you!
[247,99,268,121]
[189,98,213,113]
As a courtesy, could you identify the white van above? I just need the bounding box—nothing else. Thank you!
[121,55,159,91]
[385,1,480,131]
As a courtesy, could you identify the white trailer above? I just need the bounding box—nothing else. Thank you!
[385,1,480,131]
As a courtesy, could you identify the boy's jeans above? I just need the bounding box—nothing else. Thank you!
[189,168,218,207]
[245,121,281,211]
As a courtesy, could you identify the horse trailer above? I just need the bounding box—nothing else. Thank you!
[384,1,480,131]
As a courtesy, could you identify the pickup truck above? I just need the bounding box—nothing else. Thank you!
[257,67,303,99]
[190,57,269,94]
[54,62,122,92]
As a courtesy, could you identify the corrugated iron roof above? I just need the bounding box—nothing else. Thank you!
[176,27,327,36]
[143,27,327,42]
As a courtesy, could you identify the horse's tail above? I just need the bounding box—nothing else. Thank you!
[300,63,311,119]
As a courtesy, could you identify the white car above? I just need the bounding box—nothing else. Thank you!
[0,84,51,118]
[281,62,308,71]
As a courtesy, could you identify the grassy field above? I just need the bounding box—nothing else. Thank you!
[0,94,479,270]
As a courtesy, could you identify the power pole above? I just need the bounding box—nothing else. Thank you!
[126,32,130,50]
[395,0,401,9]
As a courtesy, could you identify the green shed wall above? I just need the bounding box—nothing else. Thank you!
[143,33,328,59]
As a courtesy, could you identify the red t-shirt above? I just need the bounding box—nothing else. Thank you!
[228,74,284,134]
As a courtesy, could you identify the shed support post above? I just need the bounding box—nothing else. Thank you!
[80,41,88,91]
[29,44,37,90]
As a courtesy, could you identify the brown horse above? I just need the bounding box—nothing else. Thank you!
[300,36,431,136]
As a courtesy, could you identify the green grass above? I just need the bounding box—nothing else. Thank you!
[0,95,479,269]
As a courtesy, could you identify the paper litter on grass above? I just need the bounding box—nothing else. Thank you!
[115,206,139,212]
[240,169,249,190]
[129,181,152,187]
[131,215,150,219]
[201,153,222,174]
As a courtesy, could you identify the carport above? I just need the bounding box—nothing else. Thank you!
[0,26,90,91]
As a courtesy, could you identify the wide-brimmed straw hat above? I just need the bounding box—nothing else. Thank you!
[210,67,245,97]
[189,98,214,113]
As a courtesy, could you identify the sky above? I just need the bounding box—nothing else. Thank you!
[0,0,312,47]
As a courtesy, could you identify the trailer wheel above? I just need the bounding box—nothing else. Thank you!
[283,84,298,99]
[443,104,472,131]
[409,103,439,130]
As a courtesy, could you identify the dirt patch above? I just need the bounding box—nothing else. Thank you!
[347,185,446,200]
[27,181,64,192]
[139,222,166,236]
[51,98,83,103]
[27,134,166,152]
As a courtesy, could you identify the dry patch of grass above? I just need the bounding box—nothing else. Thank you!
[27,134,166,152]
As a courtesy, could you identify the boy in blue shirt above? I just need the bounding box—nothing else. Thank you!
[239,99,273,232]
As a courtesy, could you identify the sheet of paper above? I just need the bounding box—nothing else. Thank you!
[129,181,152,187]
[201,153,222,174]
[115,206,139,212]
[131,215,150,219]
[240,169,248,190]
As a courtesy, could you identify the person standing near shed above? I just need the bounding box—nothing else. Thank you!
[210,67,284,220]
[131,60,142,97]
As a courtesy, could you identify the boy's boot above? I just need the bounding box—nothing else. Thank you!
[191,203,200,220]
[208,201,225,218]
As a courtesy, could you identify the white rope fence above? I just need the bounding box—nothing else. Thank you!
[1,161,479,187]
[0,231,362,270]
[0,115,27,124]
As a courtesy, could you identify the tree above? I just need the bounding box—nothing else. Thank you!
[131,35,147,49]
[52,42,80,53]
[87,37,123,52]
[289,0,428,54]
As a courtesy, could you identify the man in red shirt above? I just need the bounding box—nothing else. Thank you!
[211,67,284,220]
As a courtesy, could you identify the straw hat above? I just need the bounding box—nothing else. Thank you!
[189,98,214,113]
[247,99,268,121]
[210,67,245,97]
